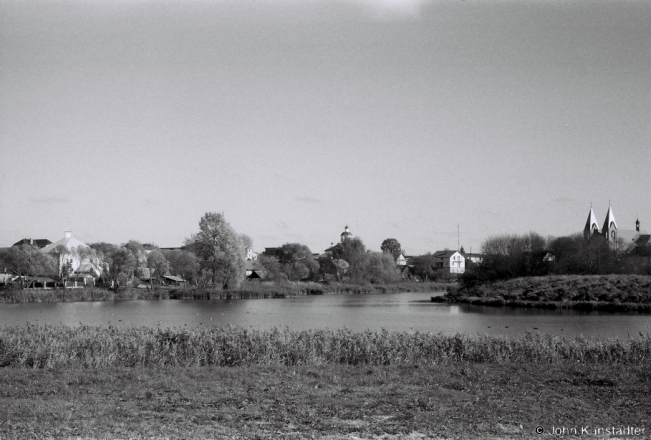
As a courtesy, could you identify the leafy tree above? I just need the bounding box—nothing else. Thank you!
[163,249,199,288]
[275,243,319,281]
[88,242,118,279]
[410,253,438,281]
[258,255,287,283]
[146,249,170,289]
[362,252,400,284]
[188,212,245,289]
[332,237,367,280]
[124,240,147,276]
[316,253,338,281]
[239,234,253,254]
[104,247,137,290]
[4,245,57,289]
[380,238,401,255]
[89,242,119,257]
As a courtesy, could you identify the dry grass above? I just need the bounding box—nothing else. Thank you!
[1,325,649,369]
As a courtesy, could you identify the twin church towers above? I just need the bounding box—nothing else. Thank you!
[584,204,641,244]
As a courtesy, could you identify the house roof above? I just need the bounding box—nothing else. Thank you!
[584,208,600,233]
[41,233,89,254]
[602,205,618,231]
[433,250,461,258]
[30,276,56,283]
[247,270,268,279]
[615,229,647,253]
[163,275,185,282]
[12,239,52,248]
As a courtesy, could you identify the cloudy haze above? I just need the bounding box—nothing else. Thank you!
[1,0,649,255]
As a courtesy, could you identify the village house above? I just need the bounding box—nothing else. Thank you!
[433,250,465,274]
[40,231,103,284]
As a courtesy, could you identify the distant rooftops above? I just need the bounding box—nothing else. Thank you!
[12,238,52,249]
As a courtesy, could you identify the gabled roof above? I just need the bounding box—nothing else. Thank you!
[602,205,617,231]
[433,250,461,258]
[12,239,52,248]
[584,208,600,233]
[41,234,89,254]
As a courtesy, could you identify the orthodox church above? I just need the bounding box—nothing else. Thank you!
[583,205,649,253]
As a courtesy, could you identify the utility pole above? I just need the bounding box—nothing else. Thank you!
[457,223,460,252]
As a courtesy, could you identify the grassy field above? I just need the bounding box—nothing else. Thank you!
[0,326,649,438]
[439,274,651,312]
[1,363,649,439]
[0,280,450,303]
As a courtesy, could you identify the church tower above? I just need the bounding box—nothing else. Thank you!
[583,207,600,240]
[340,225,353,243]
[602,205,618,243]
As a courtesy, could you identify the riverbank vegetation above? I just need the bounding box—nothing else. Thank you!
[0,280,448,303]
[435,230,651,311]
[1,326,649,438]
[438,274,651,312]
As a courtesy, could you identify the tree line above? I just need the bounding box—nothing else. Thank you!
[460,231,651,289]
[2,213,413,290]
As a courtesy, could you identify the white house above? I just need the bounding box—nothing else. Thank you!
[246,248,258,260]
[40,231,102,278]
[433,250,465,274]
[394,253,407,266]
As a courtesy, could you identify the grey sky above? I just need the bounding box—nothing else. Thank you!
[1,0,649,255]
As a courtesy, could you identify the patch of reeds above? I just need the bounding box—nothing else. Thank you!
[0,287,170,303]
[0,281,451,303]
[0,324,649,369]
[217,280,451,298]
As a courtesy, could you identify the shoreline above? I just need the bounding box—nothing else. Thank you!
[0,281,449,304]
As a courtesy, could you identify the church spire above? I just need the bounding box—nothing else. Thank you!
[602,205,618,242]
[583,207,600,239]
[602,205,617,231]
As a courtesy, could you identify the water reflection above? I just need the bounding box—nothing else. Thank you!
[0,291,649,339]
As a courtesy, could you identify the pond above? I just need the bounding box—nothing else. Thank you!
[1,291,649,339]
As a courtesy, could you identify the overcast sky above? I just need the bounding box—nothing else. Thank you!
[1,0,649,255]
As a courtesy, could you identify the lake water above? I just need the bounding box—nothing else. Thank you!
[1,291,650,339]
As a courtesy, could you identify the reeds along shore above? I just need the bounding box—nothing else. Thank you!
[0,325,649,369]
[0,281,450,303]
